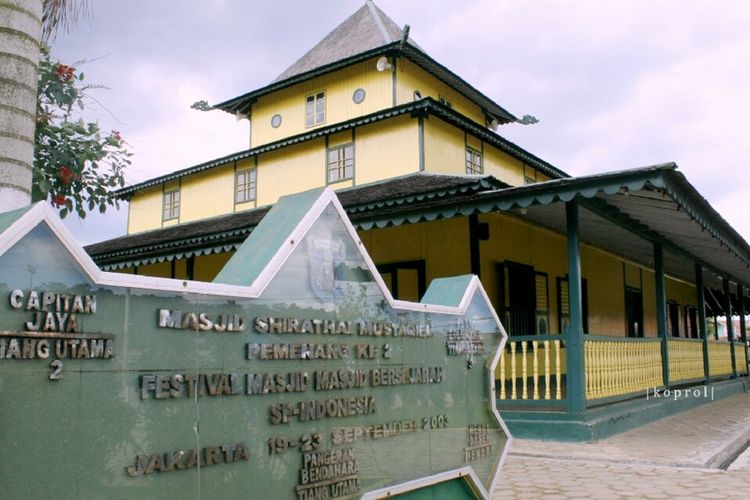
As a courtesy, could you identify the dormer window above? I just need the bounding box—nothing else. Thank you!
[305,91,325,127]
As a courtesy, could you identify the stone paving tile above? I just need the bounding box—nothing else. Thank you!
[493,457,750,500]
[492,393,750,498]
[507,392,750,468]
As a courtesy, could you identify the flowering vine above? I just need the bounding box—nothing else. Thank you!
[34,45,131,219]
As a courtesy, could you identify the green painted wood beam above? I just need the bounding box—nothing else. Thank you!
[739,284,748,373]
[655,243,670,388]
[697,264,711,384]
[724,277,737,377]
[565,200,585,414]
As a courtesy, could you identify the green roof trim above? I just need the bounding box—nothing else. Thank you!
[353,164,676,229]
[213,188,325,286]
[214,41,517,124]
[117,98,566,199]
[421,275,474,307]
[0,204,34,234]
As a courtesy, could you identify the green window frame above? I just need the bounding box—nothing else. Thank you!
[235,168,257,203]
[162,189,180,221]
[305,91,325,127]
[465,147,482,174]
[327,143,354,183]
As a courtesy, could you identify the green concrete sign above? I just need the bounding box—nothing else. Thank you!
[0,188,510,499]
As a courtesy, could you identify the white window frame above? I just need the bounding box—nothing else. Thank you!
[327,143,354,183]
[465,147,482,175]
[162,189,180,221]
[305,91,325,127]
[235,169,257,204]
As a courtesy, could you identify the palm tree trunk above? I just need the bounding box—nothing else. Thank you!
[0,0,42,211]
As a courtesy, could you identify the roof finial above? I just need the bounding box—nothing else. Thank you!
[399,25,410,49]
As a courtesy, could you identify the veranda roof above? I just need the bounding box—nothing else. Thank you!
[87,165,750,305]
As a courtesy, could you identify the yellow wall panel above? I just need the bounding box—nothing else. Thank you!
[252,59,392,147]
[358,217,472,289]
[424,117,465,175]
[256,140,325,206]
[356,116,419,184]
[194,252,233,282]
[642,269,657,337]
[395,59,485,124]
[127,186,164,234]
[483,145,525,186]
[582,246,626,335]
[137,261,171,278]
[180,164,234,223]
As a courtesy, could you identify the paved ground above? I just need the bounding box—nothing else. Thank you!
[493,391,750,499]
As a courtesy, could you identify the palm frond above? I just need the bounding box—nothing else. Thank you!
[42,0,92,42]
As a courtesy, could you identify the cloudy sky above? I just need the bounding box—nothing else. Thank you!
[51,0,750,245]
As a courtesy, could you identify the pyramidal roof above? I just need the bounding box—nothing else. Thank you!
[273,1,421,83]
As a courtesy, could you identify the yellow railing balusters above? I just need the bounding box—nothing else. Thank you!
[499,346,506,399]
[583,337,664,400]
[521,341,528,399]
[708,341,733,377]
[554,340,562,400]
[510,342,517,400]
[667,339,704,383]
[532,340,539,400]
[544,342,551,400]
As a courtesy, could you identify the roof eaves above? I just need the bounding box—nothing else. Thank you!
[214,42,403,115]
[116,99,432,198]
[117,98,564,198]
[399,44,517,124]
[213,43,517,124]
[426,100,567,179]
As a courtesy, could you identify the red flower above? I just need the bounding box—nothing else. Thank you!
[52,194,66,207]
[58,165,73,184]
[55,63,75,82]
[111,130,122,142]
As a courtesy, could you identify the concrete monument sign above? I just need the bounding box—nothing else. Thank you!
[0,188,510,499]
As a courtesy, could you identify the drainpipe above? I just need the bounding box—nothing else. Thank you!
[565,200,585,414]
[654,243,669,388]
[696,264,710,384]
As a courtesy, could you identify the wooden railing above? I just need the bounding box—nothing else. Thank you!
[584,336,662,400]
[708,341,733,378]
[496,334,748,407]
[668,338,705,383]
[496,335,565,401]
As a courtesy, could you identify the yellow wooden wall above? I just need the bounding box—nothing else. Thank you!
[256,139,325,206]
[193,252,233,282]
[395,58,485,124]
[358,217,472,292]
[582,246,626,334]
[127,185,163,234]
[252,58,392,147]
[423,117,465,175]
[180,164,234,224]
[356,116,419,184]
